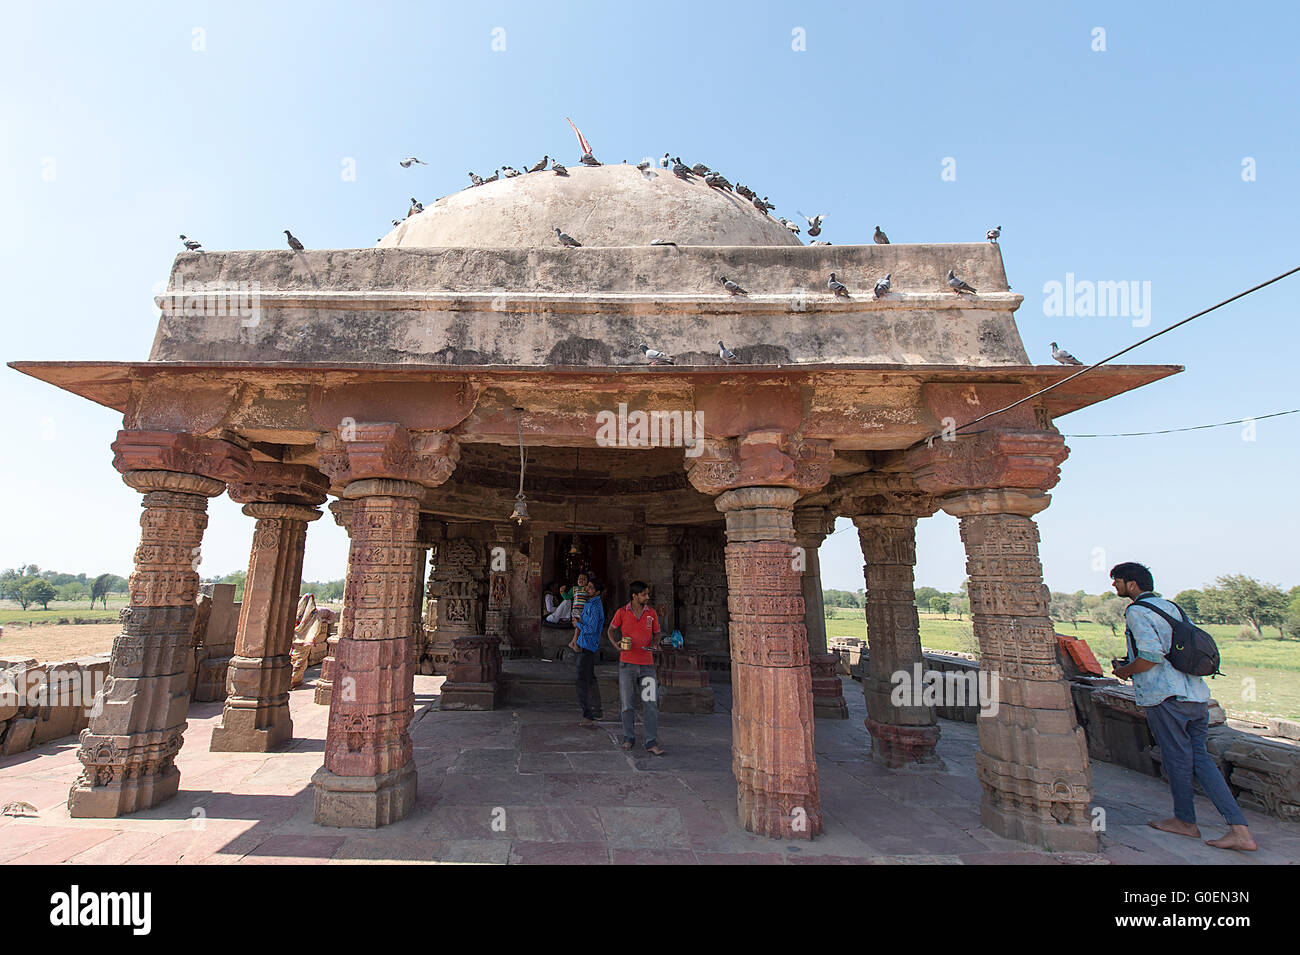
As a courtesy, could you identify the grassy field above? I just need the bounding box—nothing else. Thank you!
[826,609,1300,722]
[0,596,129,625]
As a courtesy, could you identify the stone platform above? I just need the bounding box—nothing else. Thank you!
[499,658,714,714]
[1,673,1296,865]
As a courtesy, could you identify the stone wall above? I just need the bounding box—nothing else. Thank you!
[192,583,240,702]
[0,656,111,756]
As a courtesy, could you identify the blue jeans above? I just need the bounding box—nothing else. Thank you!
[1144,697,1247,826]
[619,663,658,748]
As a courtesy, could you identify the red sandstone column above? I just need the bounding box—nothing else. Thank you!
[793,507,847,720]
[908,428,1095,852]
[688,431,833,839]
[314,500,352,705]
[211,463,328,752]
[68,431,250,818]
[312,424,459,827]
[484,521,515,654]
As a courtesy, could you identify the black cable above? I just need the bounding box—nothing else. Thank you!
[908,264,1300,451]
[1062,408,1298,438]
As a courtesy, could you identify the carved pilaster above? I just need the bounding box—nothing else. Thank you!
[484,522,516,650]
[315,499,353,705]
[793,506,846,720]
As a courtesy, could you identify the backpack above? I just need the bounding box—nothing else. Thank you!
[1126,599,1222,677]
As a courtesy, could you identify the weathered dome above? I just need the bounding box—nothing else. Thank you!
[380,162,804,249]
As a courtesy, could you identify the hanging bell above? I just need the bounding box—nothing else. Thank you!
[509,493,529,524]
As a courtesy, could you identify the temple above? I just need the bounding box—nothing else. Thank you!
[10,163,1178,849]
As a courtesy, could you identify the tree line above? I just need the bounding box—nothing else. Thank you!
[0,565,128,610]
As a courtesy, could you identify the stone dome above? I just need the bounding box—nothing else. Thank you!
[379,162,804,249]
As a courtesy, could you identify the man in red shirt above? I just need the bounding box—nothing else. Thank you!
[607,580,665,755]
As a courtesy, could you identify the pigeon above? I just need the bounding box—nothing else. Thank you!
[552,162,569,176]
[636,159,651,171]
[1050,341,1083,365]
[580,152,601,166]
[719,276,747,296]
[555,227,582,248]
[501,166,523,178]
[639,343,674,365]
[691,162,711,177]
[986,225,1001,243]
[704,171,733,191]
[874,273,891,299]
[481,170,499,183]
[649,239,678,246]
[828,272,850,297]
[391,218,403,227]
[810,240,832,246]
[778,217,801,235]
[798,212,825,237]
[718,340,738,364]
[735,183,756,201]
[179,234,202,251]
[873,226,890,244]
[284,230,304,251]
[671,157,693,180]
[947,270,977,295]
[755,196,775,214]
[468,172,484,187]
[659,153,671,168]
[399,157,427,167]
[408,197,424,216]
[527,156,549,173]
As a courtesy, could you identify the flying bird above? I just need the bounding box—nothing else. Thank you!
[284,230,304,252]
[719,276,748,296]
[1051,341,1083,365]
[874,274,891,299]
[947,270,977,294]
[555,227,582,247]
[639,343,674,365]
[986,225,1001,243]
[718,340,738,364]
[828,273,850,298]
[527,156,549,172]
[798,212,826,237]
[399,157,427,167]
[179,234,201,251]
[552,162,569,176]
[873,226,890,244]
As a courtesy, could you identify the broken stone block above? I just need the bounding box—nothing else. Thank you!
[1,717,37,755]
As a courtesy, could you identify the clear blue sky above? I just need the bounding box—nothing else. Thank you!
[2,1,1297,598]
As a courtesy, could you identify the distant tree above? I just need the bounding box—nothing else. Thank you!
[1214,574,1288,638]
[1285,595,1300,640]
[950,596,970,620]
[929,595,951,619]
[56,581,89,602]
[1049,591,1083,630]
[1093,599,1125,637]
[21,578,57,610]
[914,586,941,611]
[1173,589,1203,622]
[90,573,115,609]
[0,568,22,604]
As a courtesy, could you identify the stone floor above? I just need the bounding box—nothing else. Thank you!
[2,673,1297,864]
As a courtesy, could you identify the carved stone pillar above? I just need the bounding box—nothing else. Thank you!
[484,521,515,653]
[211,463,328,752]
[793,507,846,720]
[428,533,486,672]
[312,424,459,828]
[642,525,682,635]
[68,431,250,818]
[908,427,1096,852]
[687,430,833,839]
[315,500,353,705]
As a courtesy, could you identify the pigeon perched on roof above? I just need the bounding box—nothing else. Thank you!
[639,343,674,365]
[947,270,976,295]
[753,196,775,214]
[1050,341,1083,365]
[399,157,427,167]
[650,239,677,246]
[501,166,523,178]
[409,197,424,216]
[874,274,891,299]
[719,276,748,296]
[391,218,403,227]
[555,228,582,248]
[284,230,304,252]
[809,240,832,246]
[797,212,826,237]
[690,162,711,177]
[552,162,569,176]
[580,152,601,166]
[469,172,484,186]
[873,226,890,244]
[527,156,549,173]
[636,159,651,171]
[828,273,850,298]
[778,217,801,235]
[671,157,693,180]
[986,225,1001,243]
[659,153,671,168]
[735,183,755,201]
[481,170,499,183]
[718,340,738,364]
[179,234,202,251]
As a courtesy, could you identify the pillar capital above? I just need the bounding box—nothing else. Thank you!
[111,430,252,484]
[121,469,226,498]
[938,488,1052,519]
[227,462,329,506]
[316,424,459,490]
[341,478,427,501]
[328,499,354,530]
[834,472,938,520]
[903,429,1067,500]
[792,505,835,545]
[686,432,832,497]
[240,501,323,523]
[715,487,799,543]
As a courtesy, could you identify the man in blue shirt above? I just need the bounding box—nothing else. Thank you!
[1110,562,1256,852]
[569,578,605,726]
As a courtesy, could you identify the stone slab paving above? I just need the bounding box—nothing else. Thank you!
[1,674,1296,865]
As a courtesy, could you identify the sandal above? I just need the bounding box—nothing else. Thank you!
[646,745,666,756]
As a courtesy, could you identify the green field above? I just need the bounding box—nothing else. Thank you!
[826,609,1300,722]
[0,596,129,625]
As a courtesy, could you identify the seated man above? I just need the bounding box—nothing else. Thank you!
[542,580,572,627]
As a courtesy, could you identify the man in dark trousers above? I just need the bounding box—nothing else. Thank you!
[1110,561,1257,851]
[569,578,604,726]
[607,580,665,755]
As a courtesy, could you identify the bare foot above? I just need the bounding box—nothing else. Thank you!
[1148,817,1201,838]
[1206,825,1258,851]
